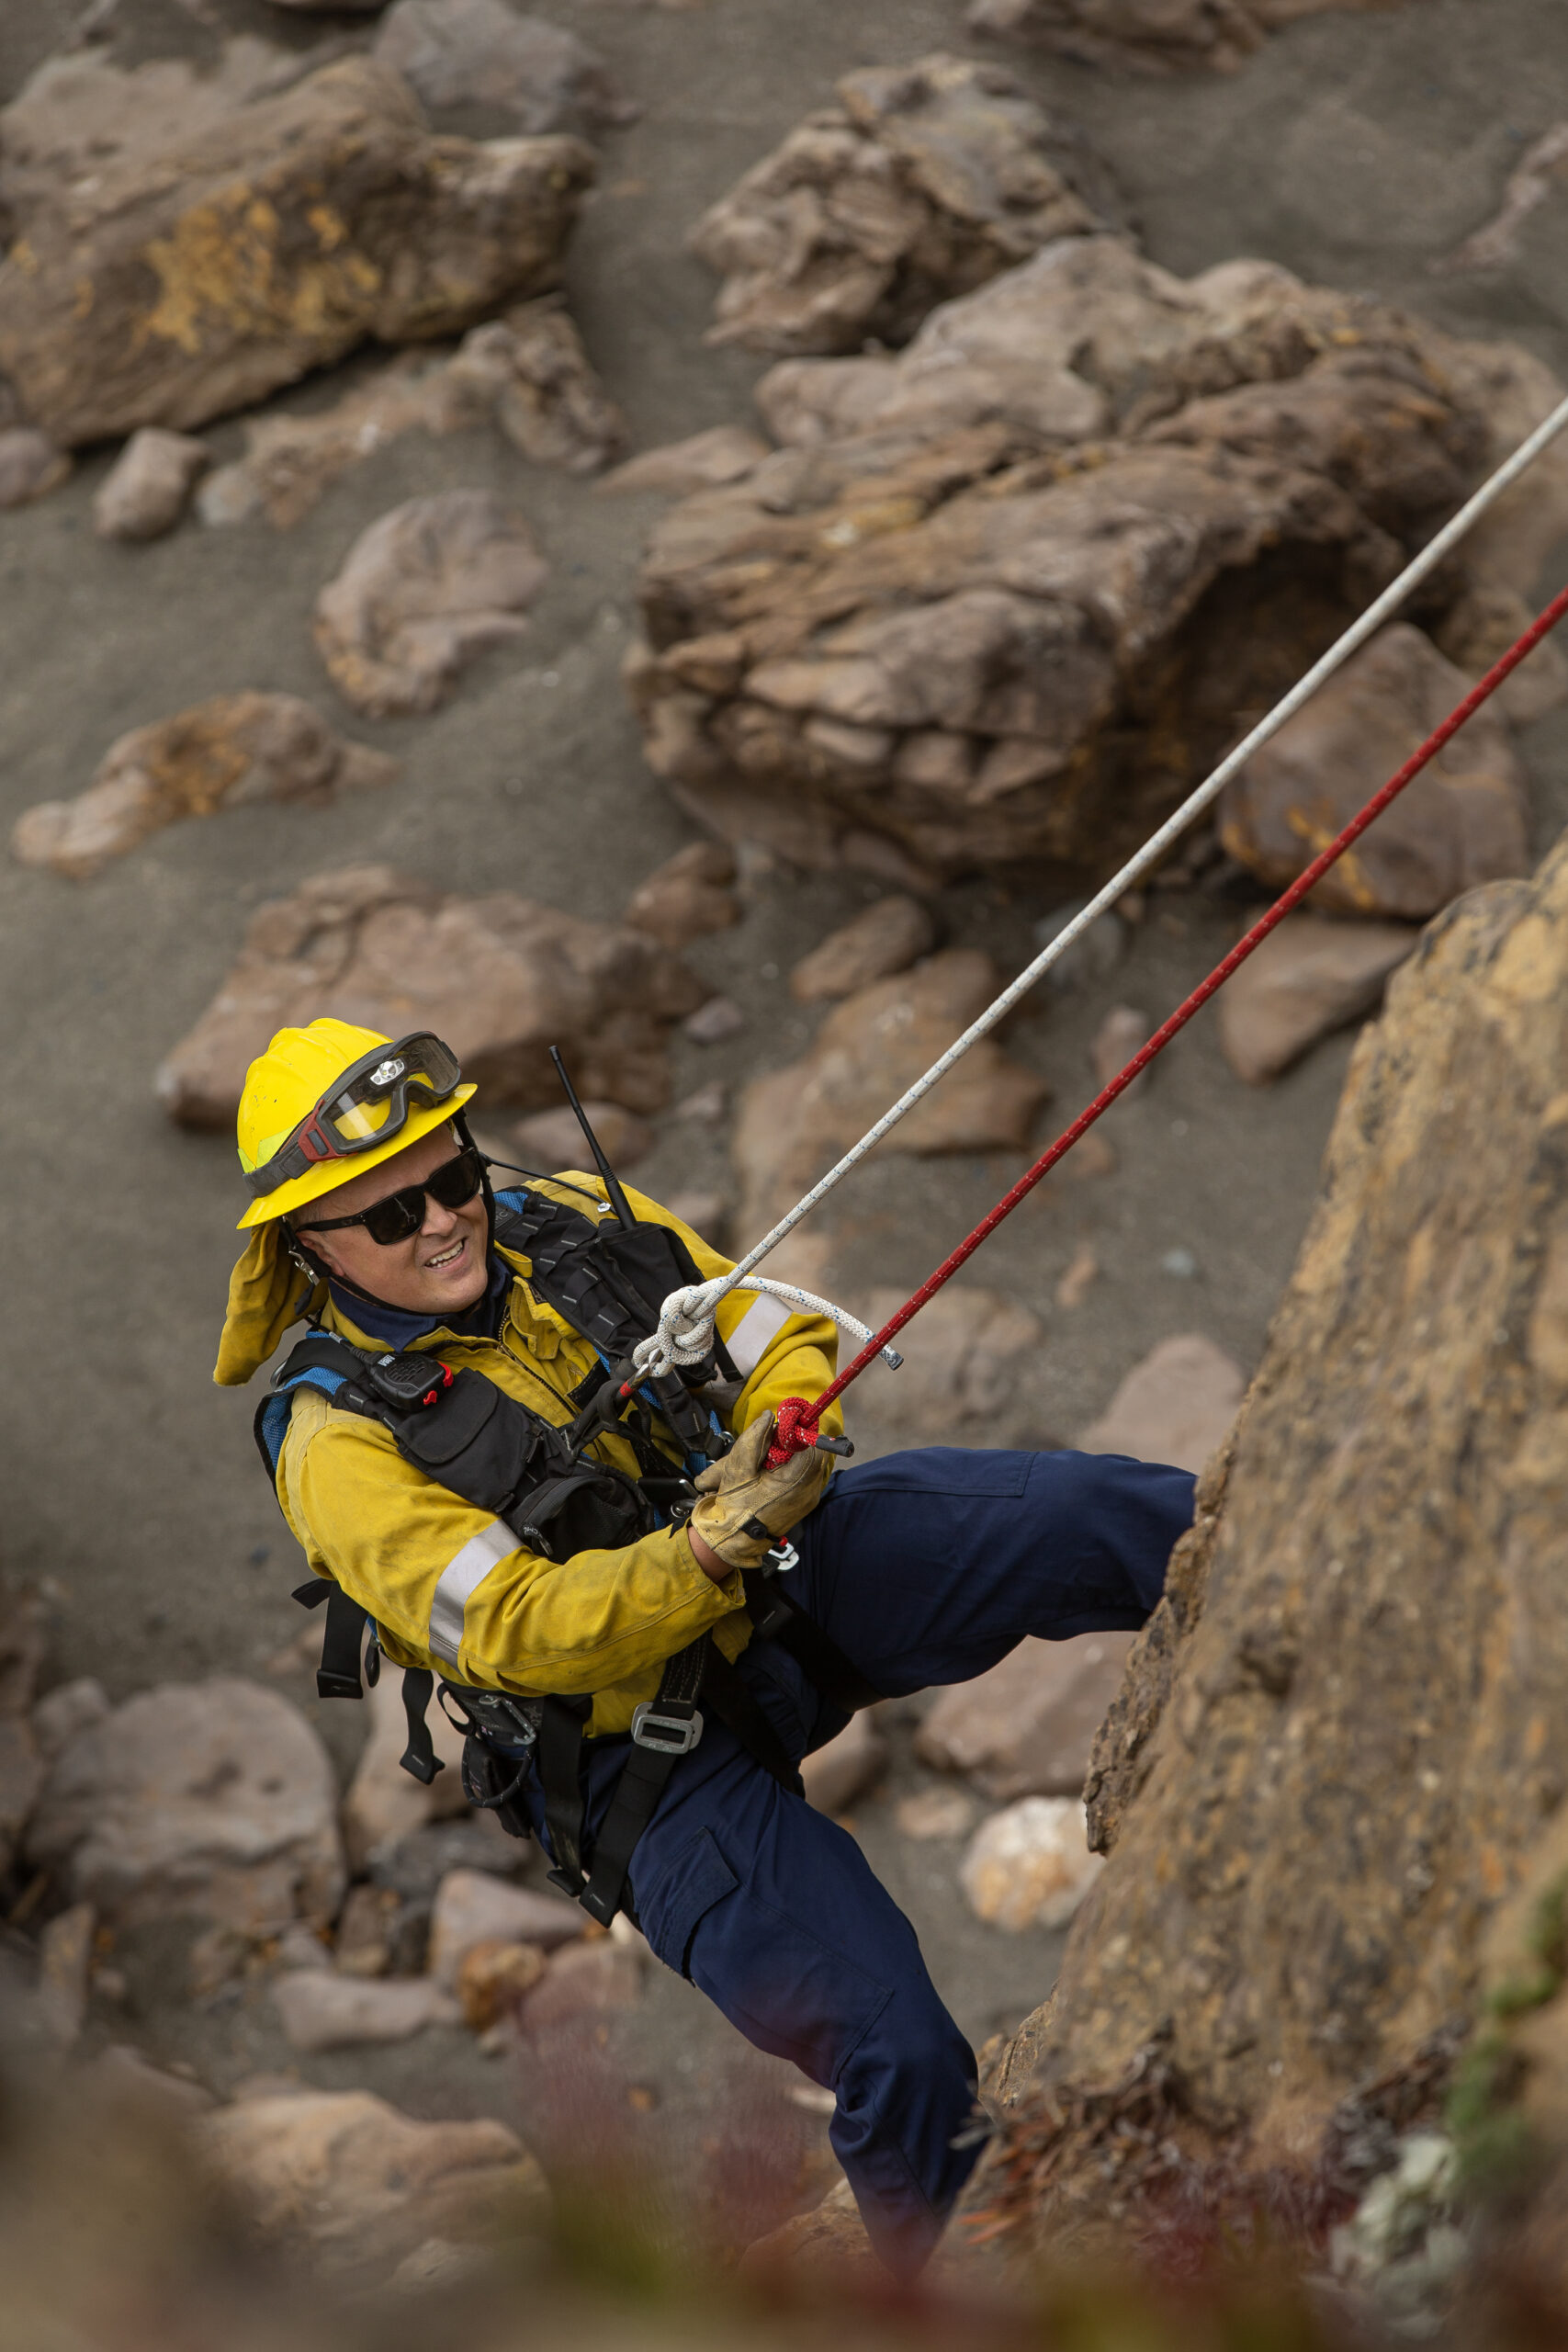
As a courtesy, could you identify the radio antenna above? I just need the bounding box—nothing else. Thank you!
[548,1047,636,1231]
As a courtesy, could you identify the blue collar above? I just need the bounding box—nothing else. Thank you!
[329,1251,510,1350]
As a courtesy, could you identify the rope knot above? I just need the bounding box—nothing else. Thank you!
[768,1396,816,1466]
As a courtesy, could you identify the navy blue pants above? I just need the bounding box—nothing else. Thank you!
[524,1446,1194,2274]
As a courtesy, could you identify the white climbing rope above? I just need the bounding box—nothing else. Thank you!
[635,389,1568,1382]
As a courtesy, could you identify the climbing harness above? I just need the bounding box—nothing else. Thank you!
[630,391,1568,1393]
[764,570,1568,1456]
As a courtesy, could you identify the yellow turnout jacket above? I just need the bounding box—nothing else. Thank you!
[269,1176,841,1737]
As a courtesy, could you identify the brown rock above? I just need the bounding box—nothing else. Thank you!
[0,57,594,447]
[312,490,548,718]
[468,295,626,474]
[427,1866,583,1986]
[0,1587,47,1877]
[629,237,1548,882]
[663,1189,728,1245]
[508,1101,651,1171]
[1220,626,1529,920]
[36,1902,96,2050]
[12,695,398,882]
[917,1633,1135,1800]
[895,1784,977,1839]
[688,51,1116,355]
[374,0,639,136]
[0,426,70,507]
[517,1935,642,2031]
[1216,910,1419,1083]
[199,2089,547,2270]
[733,952,1047,1233]
[1055,1240,1099,1309]
[598,424,772,497]
[456,1936,547,2030]
[852,1283,1044,1437]
[272,1970,461,2052]
[31,1678,109,1761]
[789,895,935,1001]
[966,0,1417,74]
[1090,1004,1152,1091]
[341,1670,470,1874]
[683,994,745,1045]
[333,1882,403,1977]
[155,865,704,1128]
[960,1795,1101,1929]
[739,2177,879,2286]
[92,428,209,541]
[25,1677,344,1938]
[978,834,1568,2248]
[801,1714,888,1815]
[1077,1332,1244,1471]
[623,840,739,948]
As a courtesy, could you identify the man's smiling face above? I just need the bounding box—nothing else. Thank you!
[291,1122,490,1317]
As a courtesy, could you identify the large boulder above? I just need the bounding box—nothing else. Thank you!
[156,865,705,1127]
[1219,626,1529,920]
[969,826,1568,2267]
[966,0,1424,74]
[627,237,1566,885]
[0,55,593,447]
[12,694,397,881]
[374,0,639,136]
[731,950,1047,1235]
[25,1676,344,1937]
[688,52,1120,356]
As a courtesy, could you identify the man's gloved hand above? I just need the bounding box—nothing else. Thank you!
[689,1410,831,1570]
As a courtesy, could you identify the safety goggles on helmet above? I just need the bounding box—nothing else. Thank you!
[243,1032,463,1200]
[292,1146,486,1248]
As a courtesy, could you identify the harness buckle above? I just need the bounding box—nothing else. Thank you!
[630,1702,704,1756]
[766,1541,799,1574]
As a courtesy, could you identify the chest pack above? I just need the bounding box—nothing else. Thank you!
[255,1182,878,1928]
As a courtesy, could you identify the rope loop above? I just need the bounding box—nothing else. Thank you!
[631,1278,904,1385]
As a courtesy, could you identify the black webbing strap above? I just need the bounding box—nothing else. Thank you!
[698,1645,805,1797]
[538,1693,592,1895]
[740,1569,886,1714]
[578,1639,707,1928]
[292,1577,372,1702]
[399,1668,445,1785]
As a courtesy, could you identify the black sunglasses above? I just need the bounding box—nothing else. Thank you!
[293,1147,486,1248]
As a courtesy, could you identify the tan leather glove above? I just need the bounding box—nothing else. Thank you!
[689,1410,832,1570]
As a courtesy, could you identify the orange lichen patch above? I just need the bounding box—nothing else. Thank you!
[137,183,383,357]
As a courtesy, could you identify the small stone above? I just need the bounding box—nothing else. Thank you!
[195,465,263,527]
[32,1678,109,1760]
[917,1633,1134,1801]
[789,896,936,1002]
[1091,1004,1152,1092]
[93,1966,127,2004]
[517,1936,642,2032]
[1035,902,1125,991]
[1078,1333,1244,1474]
[684,995,746,1046]
[36,1902,96,2048]
[624,841,739,948]
[1055,1242,1099,1311]
[598,425,771,497]
[1216,911,1419,1085]
[428,1868,583,1988]
[801,1714,887,1816]
[510,1102,651,1173]
[1161,1247,1198,1279]
[456,1937,547,2031]
[198,2090,546,2271]
[896,1785,976,1840]
[334,1883,402,1979]
[959,1796,1102,1930]
[673,1081,727,1123]
[0,426,70,507]
[375,0,639,137]
[92,427,209,541]
[273,1970,461,2053]
[312,491,549,719]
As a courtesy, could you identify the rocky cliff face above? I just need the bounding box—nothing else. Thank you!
[976,820,1568,2255]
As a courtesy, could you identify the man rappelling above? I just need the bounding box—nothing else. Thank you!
[215,1016,1194,2275]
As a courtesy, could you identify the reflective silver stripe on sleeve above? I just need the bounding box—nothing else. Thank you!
[427,1519,516,1665]
[724,1292,791,1379]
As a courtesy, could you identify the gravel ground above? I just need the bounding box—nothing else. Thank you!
[5,0,1568,2238]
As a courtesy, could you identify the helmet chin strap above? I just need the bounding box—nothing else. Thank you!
[284,1112,495,1323]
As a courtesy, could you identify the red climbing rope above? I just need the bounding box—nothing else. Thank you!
[768,574,1568,1464]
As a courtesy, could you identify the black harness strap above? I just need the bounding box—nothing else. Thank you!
[741,1569,886,1715]
[292,1576,374,1702]
[399,1668,444,1785]
[698,1644,805,1797]
[578,1638,708,1928]
[537,1693,592,1894]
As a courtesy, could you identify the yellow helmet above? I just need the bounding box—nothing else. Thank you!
[234,1018,476,1232]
